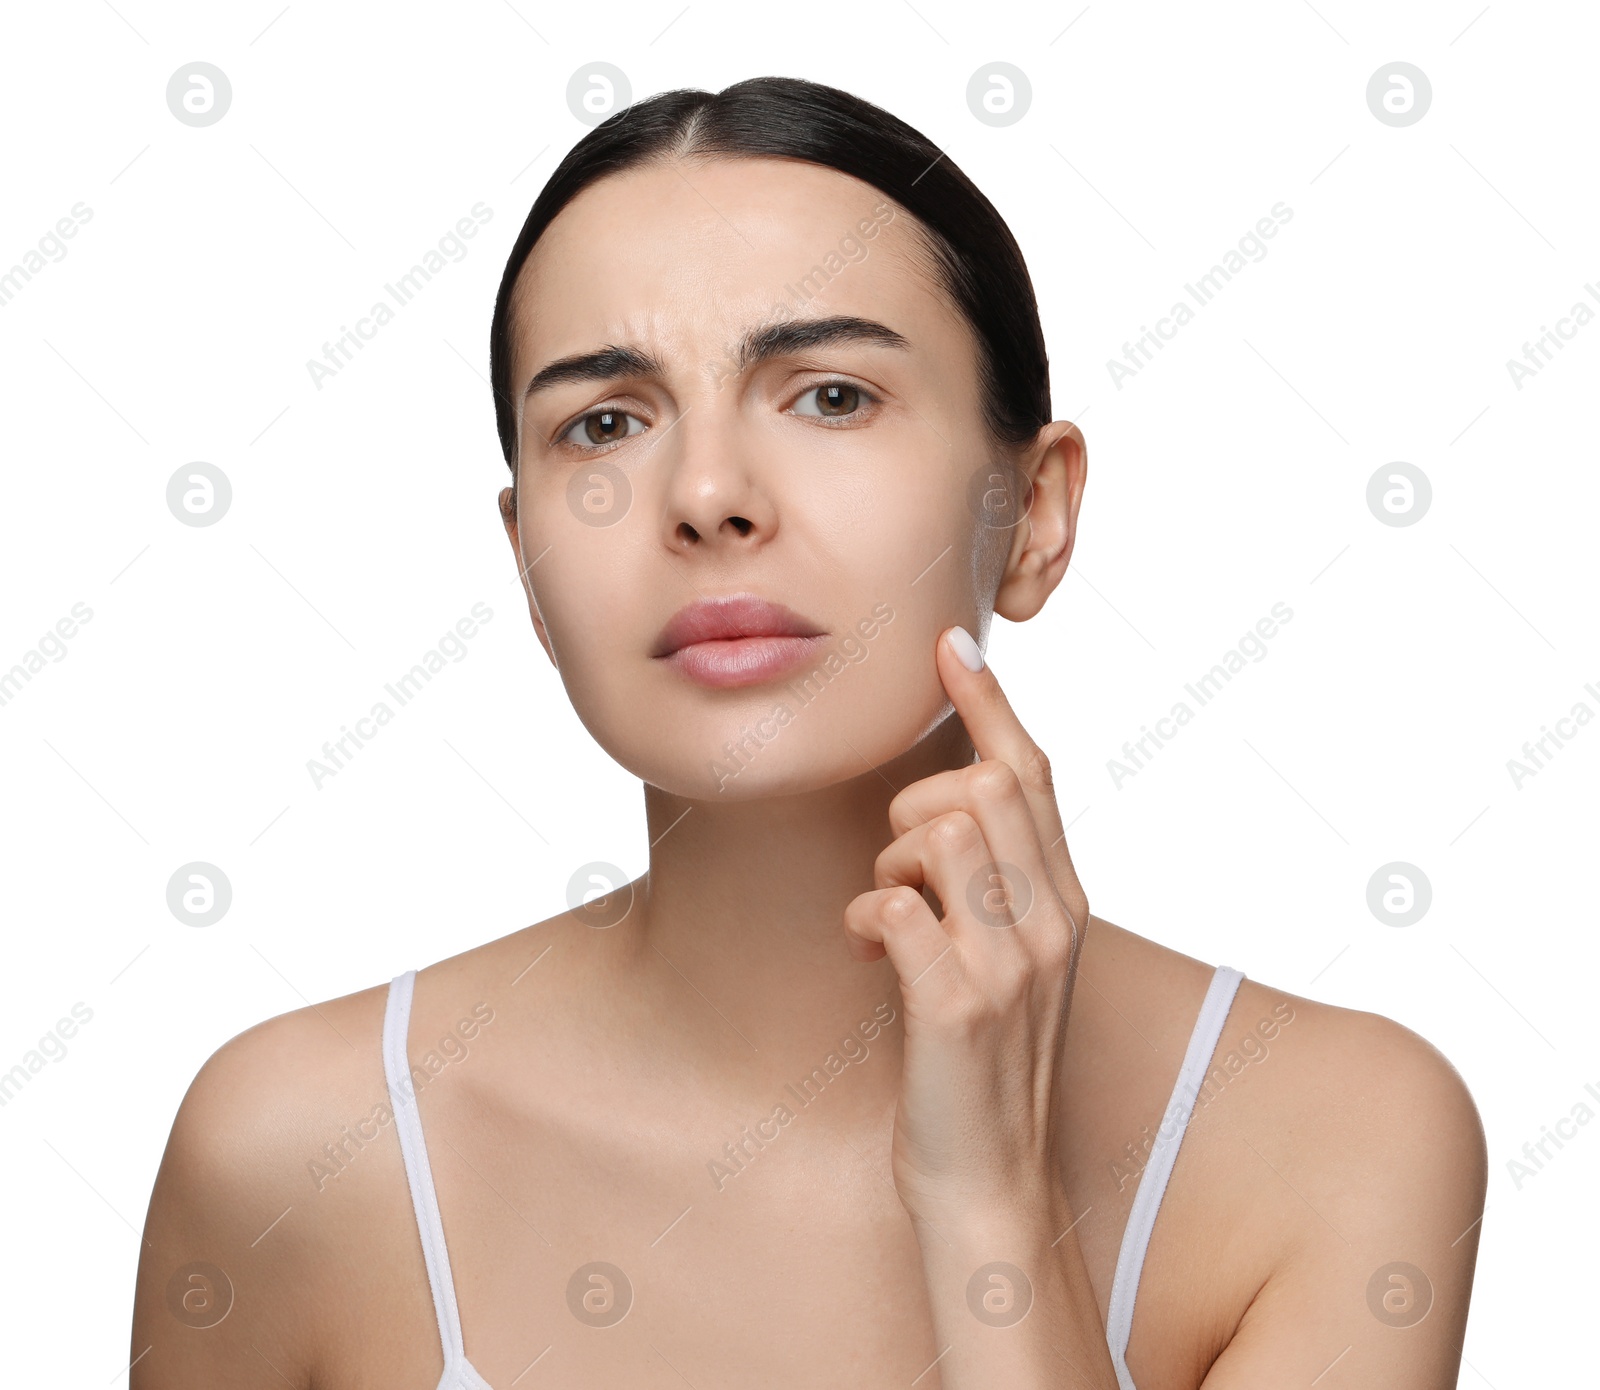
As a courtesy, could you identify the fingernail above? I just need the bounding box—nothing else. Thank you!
[947,625,985,672]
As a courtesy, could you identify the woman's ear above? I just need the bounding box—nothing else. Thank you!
[993,421,1086,623]
[498,484,558,668]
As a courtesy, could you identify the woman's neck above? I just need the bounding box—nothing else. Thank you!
[626,713,975,1088]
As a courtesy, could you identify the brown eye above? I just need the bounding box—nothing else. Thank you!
[791,381,871,420]
[816,383,858,416]
[585,410,626,444]
[558,408,646,449]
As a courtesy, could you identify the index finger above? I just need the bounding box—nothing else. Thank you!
[939,627,1092,997]
[939,624,1072,866]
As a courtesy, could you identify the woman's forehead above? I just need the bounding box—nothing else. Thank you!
[537,156,895,264]
[511,157,947,379]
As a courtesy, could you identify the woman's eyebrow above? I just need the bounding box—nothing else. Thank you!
[522,315,910,402]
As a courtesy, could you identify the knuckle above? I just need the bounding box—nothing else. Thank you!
[973,864,1032,926]
[878,885,924,926]
[1012,743,1055,795]
[968,758,1021,804]
[1058,889,1089,940]
[885,788,918,835]
[929,810,982,853]
[842,895,874,934]
[870,844,898,889]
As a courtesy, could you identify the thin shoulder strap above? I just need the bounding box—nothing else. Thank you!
[382,968,469,1371]
[1105,964,1245,1390]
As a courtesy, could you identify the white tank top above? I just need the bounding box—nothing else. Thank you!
[382,962,1246,1390]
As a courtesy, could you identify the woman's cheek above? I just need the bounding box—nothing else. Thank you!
[530,552,632,694]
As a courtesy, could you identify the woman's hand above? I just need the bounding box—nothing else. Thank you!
[843,625,1090,1226]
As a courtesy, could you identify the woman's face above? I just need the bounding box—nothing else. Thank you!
[501,155,1044,800]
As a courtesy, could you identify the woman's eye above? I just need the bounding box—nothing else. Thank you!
[790,382,871,420]
[558,408,647,449]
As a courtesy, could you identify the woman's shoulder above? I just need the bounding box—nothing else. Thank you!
[133,925,557,1383]
[1082,916,1486,1219]
[165,926,532,1149]
[133,972,411,1382]
[165,911,591,1144]
[1216,954,1488,1217]
[1083,917,1486,1377]
[167,975,393,1160]
[1091,915,1486,1339]
[1086,913,1481,1125]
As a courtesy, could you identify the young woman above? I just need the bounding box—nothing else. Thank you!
[131,77,1487,1389]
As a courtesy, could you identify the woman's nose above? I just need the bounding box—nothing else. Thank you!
[656,414,778,551]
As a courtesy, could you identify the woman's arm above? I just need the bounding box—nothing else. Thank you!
[1198,1012,1487,1388]
[907,1182,1122,1387]
[844,628,1120,1387]
[130,1016,328,1390]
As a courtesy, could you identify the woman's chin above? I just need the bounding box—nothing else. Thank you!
[612,702,959,803]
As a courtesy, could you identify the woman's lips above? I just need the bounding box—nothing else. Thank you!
[661,634,830,689]
[652,594,828,688]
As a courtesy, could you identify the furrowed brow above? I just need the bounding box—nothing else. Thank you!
[520,316,909,403]
[522,344,667,401]
[736,315,910,371]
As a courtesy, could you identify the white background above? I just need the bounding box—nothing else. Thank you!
[1,0,1594,1383]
